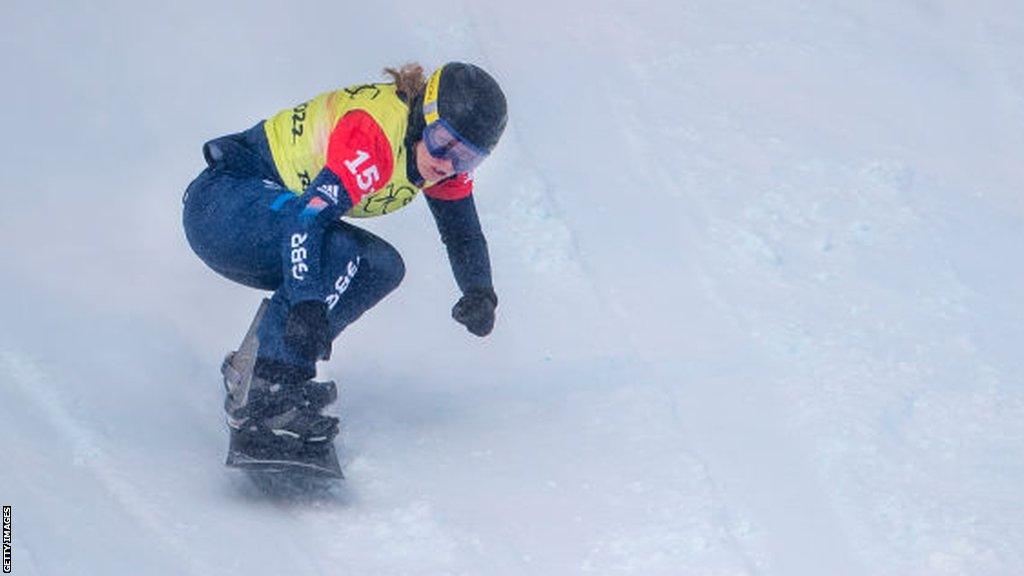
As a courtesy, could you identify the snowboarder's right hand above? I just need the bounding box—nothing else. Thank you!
[284,300,330,361]
[452,287,498,337]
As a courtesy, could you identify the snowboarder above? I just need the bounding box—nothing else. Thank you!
[182,62,507,475]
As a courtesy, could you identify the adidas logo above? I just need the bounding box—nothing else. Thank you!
[317,184,340,204]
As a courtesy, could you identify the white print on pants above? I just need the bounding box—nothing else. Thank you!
[290,233,309,281]
[325,256,361,310]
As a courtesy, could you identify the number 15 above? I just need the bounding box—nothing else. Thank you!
[344,150,380,192]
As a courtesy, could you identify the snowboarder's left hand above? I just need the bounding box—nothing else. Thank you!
[452,288,497,337]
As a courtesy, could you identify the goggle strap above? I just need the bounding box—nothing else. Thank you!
[423,68,443,124]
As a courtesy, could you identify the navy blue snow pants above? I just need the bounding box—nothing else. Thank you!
[182,123,405,374]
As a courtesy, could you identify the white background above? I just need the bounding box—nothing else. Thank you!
[1,1,1022,574]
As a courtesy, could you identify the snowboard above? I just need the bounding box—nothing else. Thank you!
[226,429,343,478]
[223,299,343,480]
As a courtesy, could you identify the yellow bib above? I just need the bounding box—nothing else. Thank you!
[263,83,421,218]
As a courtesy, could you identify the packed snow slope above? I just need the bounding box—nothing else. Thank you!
[2,1,1023,574]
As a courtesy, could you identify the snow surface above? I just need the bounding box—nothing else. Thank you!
[2,1,1023,574]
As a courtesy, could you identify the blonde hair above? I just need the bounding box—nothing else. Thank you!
[383,63,427,100]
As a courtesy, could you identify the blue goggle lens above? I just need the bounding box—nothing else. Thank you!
[422,119,489,173]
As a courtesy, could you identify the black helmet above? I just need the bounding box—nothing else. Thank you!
[423,62,508,154]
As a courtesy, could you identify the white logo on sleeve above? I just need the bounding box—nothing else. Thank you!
[317,184,340,204]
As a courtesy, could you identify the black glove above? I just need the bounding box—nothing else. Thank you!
[284,300,330,361]
[452,288,498,337]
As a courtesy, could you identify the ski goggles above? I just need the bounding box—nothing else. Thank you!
[421,66,490,173]
[421,118,489,174]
